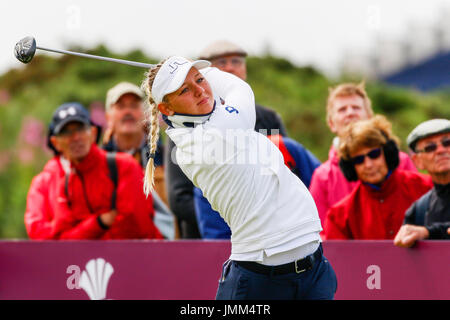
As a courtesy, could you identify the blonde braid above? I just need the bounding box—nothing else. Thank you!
[141,59,167,196]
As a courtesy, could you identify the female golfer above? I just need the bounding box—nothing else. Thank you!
[141,56,337,300]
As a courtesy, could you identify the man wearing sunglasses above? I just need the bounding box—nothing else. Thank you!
[25,102,162,240]
[394,119,450,247]
[323,115,433,240]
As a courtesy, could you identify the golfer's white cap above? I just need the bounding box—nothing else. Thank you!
[151,56,211,105]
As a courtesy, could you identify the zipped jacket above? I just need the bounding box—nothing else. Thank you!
[25,144,162,240]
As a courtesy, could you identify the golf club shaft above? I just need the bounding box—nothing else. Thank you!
[36,46,153,69]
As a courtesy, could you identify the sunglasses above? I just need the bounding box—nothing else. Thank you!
[416,137,450,154]
[350,147,382,165]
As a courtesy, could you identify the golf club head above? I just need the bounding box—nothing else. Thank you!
[14,36,36,64]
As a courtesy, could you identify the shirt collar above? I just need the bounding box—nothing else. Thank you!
[163,100,217,129]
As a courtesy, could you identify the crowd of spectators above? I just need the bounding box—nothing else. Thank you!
[24,40,449,244]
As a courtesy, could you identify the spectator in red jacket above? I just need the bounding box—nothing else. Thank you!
[324,115,433,240]
[25,102,163,240]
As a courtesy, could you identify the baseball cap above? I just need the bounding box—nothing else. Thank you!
[105,82,144,112]
[151,56,210,105]
[198,40,247,60]
[407,118,450,151]
[50,102,91,135]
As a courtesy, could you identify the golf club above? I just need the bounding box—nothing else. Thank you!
[14,36,154,69]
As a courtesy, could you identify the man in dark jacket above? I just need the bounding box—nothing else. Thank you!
[164,40,288,238]
[394,119,450,247]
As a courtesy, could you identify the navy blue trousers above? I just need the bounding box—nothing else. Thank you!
[215,245,337,300]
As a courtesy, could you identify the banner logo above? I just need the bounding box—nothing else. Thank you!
[77,258,114,300]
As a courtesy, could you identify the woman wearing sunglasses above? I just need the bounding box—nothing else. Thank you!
[323,115,433,240]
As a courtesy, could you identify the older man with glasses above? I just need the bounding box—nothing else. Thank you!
[323,115,433,240]
[394,119,450,247]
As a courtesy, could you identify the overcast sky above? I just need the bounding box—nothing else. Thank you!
[1,0,449,77]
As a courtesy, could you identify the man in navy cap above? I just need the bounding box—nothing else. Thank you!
[25,102,162,240]
[394,119,450,247]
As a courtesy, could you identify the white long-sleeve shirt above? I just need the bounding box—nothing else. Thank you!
[166,67,322,262]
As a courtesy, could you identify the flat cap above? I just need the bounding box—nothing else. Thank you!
[198,40,247,60]
[407,118,450,151]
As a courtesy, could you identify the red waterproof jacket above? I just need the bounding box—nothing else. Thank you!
[324,169,433,240]
[309,145,418,224]
[25,144,163,240]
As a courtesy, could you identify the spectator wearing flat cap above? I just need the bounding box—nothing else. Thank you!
[198,40,288,136]
[25,102,163,240]
[394,119,450,247]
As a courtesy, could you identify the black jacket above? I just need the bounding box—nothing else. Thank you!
[404,183,450,239]
[164,104,288,239]
[254,104,288,137]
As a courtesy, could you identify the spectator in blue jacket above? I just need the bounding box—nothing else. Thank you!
[194,134,321,239]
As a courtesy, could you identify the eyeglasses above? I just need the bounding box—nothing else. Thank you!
[350,147,382,165]
[212,56,245,68]
[416,137,450,154]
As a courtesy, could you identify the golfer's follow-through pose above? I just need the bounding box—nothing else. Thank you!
[142,56,337,300]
